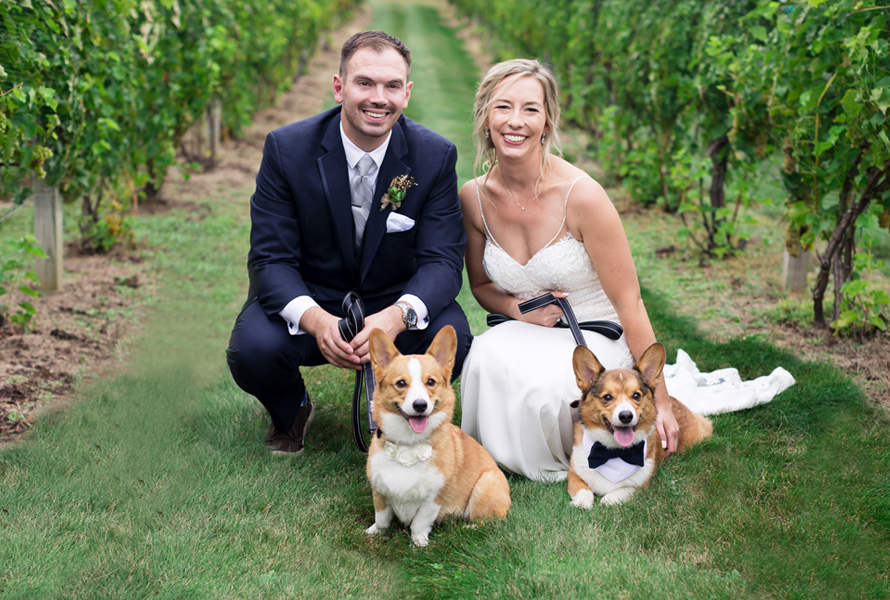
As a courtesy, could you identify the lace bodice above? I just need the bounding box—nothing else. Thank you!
[478,177,621,324]
[483,234,620,323]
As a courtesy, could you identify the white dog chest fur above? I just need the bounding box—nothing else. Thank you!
[369,449,445,523]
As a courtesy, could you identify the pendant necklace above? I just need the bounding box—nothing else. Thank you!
[499,169,533,211]
[506,186,526,211]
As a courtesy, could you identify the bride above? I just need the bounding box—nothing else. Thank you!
[458,59,680,482]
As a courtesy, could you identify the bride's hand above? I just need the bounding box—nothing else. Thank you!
[515,291,567,327]
[657,404,679,457]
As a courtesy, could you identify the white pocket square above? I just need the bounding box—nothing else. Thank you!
[385,212,415,233]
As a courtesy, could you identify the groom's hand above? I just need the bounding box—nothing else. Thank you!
[301,306,362,370]
[349,305,404,364]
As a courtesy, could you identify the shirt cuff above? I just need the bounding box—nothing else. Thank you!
[399,294,429,330]
[279,296,320,335]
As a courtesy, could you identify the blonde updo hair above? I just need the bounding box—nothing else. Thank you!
[472,58,562,179]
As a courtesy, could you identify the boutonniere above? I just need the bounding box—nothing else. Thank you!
[379,174,417,211]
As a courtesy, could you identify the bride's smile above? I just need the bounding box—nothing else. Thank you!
[486,75,548,161]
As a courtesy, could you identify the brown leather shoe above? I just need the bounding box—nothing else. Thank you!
[266,400,315,456]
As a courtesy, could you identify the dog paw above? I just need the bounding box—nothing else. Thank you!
[411,533,430,547]
[601,489,633,506]
[571,489,595,510]
[365,524,382,535]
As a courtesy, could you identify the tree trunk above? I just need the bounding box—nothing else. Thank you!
[831,211,856,322]
[143,159,160,204]
[706,135,729,250]
[708,135,729,210]
[79,186,103,252]
[813,162,889,328]
[831,178,853,322]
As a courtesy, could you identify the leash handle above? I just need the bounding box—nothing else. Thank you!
[518,293,585,347]
[486,294,623,342]
[339,292,377,452]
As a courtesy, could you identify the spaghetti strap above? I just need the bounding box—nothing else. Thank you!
[540,175,587,248]
[477,174,588,256]
[475,178,506,252]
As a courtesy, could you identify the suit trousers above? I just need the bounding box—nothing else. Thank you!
[226,297,473,432]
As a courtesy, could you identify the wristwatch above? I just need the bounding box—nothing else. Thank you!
[395,301,418,329]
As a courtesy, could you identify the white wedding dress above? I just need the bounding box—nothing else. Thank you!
[459,177,795,482]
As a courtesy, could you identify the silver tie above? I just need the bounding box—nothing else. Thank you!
[351,154,374,247]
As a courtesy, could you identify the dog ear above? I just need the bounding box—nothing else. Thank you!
[369,328,400,373]
[572,345,604,393]
[426,325,457,376]
[634,342,666,388]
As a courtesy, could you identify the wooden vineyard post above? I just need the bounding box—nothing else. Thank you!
[206,98,221,167]
[32,175,64,291]
[782,246,809,293]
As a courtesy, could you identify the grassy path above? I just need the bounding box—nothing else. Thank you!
[1,2,889,599]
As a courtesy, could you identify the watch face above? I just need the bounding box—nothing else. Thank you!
[399,302,417,327]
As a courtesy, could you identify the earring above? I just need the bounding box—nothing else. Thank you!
[541,132,547,145]
[484,128,490,139]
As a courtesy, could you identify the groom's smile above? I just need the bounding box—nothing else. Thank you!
[333,47,413,152]
[361,107,391,122]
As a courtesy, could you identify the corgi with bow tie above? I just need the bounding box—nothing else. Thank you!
[568,342,712,507]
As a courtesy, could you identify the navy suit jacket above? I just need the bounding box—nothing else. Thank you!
[246,106,466,320]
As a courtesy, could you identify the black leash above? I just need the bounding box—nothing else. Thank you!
[338,291,377,452]
[486,292,623,346]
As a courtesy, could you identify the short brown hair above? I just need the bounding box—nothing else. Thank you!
[339,30,412,77]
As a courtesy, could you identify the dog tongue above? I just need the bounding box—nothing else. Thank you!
[408,416,429,434]
[614,426,635,447]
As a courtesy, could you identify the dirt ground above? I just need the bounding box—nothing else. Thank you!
[1,4,887,444]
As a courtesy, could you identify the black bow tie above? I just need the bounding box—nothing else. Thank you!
[587,441,646,469]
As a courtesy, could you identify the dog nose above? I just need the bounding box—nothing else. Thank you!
[412,399,428,414]
[618,410,633,424]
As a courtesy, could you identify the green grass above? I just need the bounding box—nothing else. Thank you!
[2,2,889,599]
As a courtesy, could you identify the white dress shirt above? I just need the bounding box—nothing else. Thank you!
[278,122,429,335]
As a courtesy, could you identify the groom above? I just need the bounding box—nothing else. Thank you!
[226,30,472,455]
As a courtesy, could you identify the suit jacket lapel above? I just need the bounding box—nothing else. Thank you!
[360,121,410,282]
[317,114,357,276]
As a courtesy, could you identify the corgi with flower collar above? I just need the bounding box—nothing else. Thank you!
[365,326,511,546]
[568,342,712,508]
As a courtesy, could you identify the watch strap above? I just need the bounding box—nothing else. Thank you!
[395,301,416,328]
